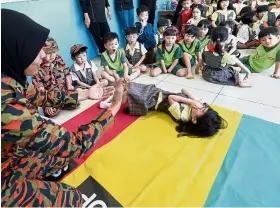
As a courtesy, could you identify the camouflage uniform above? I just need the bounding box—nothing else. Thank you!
[1,73,113,207]
[32,38,75,116]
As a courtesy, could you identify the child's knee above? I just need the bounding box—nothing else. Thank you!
[140,65,147,72]
[150,70,159,77]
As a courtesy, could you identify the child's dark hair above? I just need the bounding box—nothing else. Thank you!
[137,5,148,16]
[197,19,212,36]
[184,25,199,37]
[71,48,87,60]
[125,26,138,36]
[277,14,280,20]
[161,28,178,54]
[241,11,256,25]
[217,0,234,11]
[220,20,235,33]
[256,5,269,13]
[103,32,119,44]
[157,18,170,28]
[176,106,228,137]
[239,6,252,17]
[258,26,279,39]
[211,26,228,56]
[191,4,204,14]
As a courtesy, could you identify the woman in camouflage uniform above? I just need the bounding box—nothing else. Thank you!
[1,9,124,207]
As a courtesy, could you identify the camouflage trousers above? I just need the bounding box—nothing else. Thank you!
[1,147,82,207]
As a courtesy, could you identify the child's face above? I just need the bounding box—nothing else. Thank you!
[164,35,177,45]
[182,0,192,10]
[276,19,280,28]
[158,26,167,34]
[192,8,202,19]
[257,12,265,20]
[192,0,202,4]
[105,38,119,53]
[252,15,258,23]
[75,52,87,65]
[126,34,138,44]
[260,34,279,48]
[184,33,196,44]
[190,102,209,123]
[199,27,209,37]
[43,51,57,64]
[220,0,229,10]
[138,11,149,23]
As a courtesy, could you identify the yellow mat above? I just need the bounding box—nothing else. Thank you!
[63,106,242,206]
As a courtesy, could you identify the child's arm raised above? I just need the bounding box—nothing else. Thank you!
[181,88,196,100]
[272,61,280,79]
[168,94,195,105]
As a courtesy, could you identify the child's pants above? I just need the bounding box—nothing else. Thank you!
[88,21,110,53]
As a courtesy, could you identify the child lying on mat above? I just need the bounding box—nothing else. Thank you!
[101,74,227,137]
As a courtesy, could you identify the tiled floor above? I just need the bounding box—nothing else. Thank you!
[132,72,280,124]
[53,50,280,125]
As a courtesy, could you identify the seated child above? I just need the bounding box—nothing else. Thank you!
[187,4,206,26]
[151,28,186,77]
[276,14,280,29]
[202,26,252,87]
[240,26,280,78]
[105,74,227,138]
[197,19,212,50]
[175,0,193,34]
[220,20,240,57]
[135,5,157,64]
[253,5,269,33]
[124,27,147,73]
[212,0,236,27]
[155,18,170,45]
[203,0,216,20]
[262,3,280,27]
[101,32,141,83]
[237,11,260,48]
[69,44,108,90]
[32,37,74,117]
[179,25,202,78]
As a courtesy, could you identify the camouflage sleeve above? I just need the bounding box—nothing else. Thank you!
[24,83,79,109]
[1,101,113,158]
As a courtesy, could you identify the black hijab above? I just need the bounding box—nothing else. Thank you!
[1,9,50,86]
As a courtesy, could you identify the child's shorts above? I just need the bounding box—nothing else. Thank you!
[115,68,132,78]
[180,53,196,67]
[239,56,256,72]
[154,63,184,75]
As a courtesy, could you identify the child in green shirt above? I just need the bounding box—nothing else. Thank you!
[240,27,280,79]
[179,25,202,79]
[151,28,186,77]
[101,32,140,83]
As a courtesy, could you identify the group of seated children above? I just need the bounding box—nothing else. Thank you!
[33,0,280,119]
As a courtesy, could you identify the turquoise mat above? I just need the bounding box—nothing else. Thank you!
[205,115,280,206]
